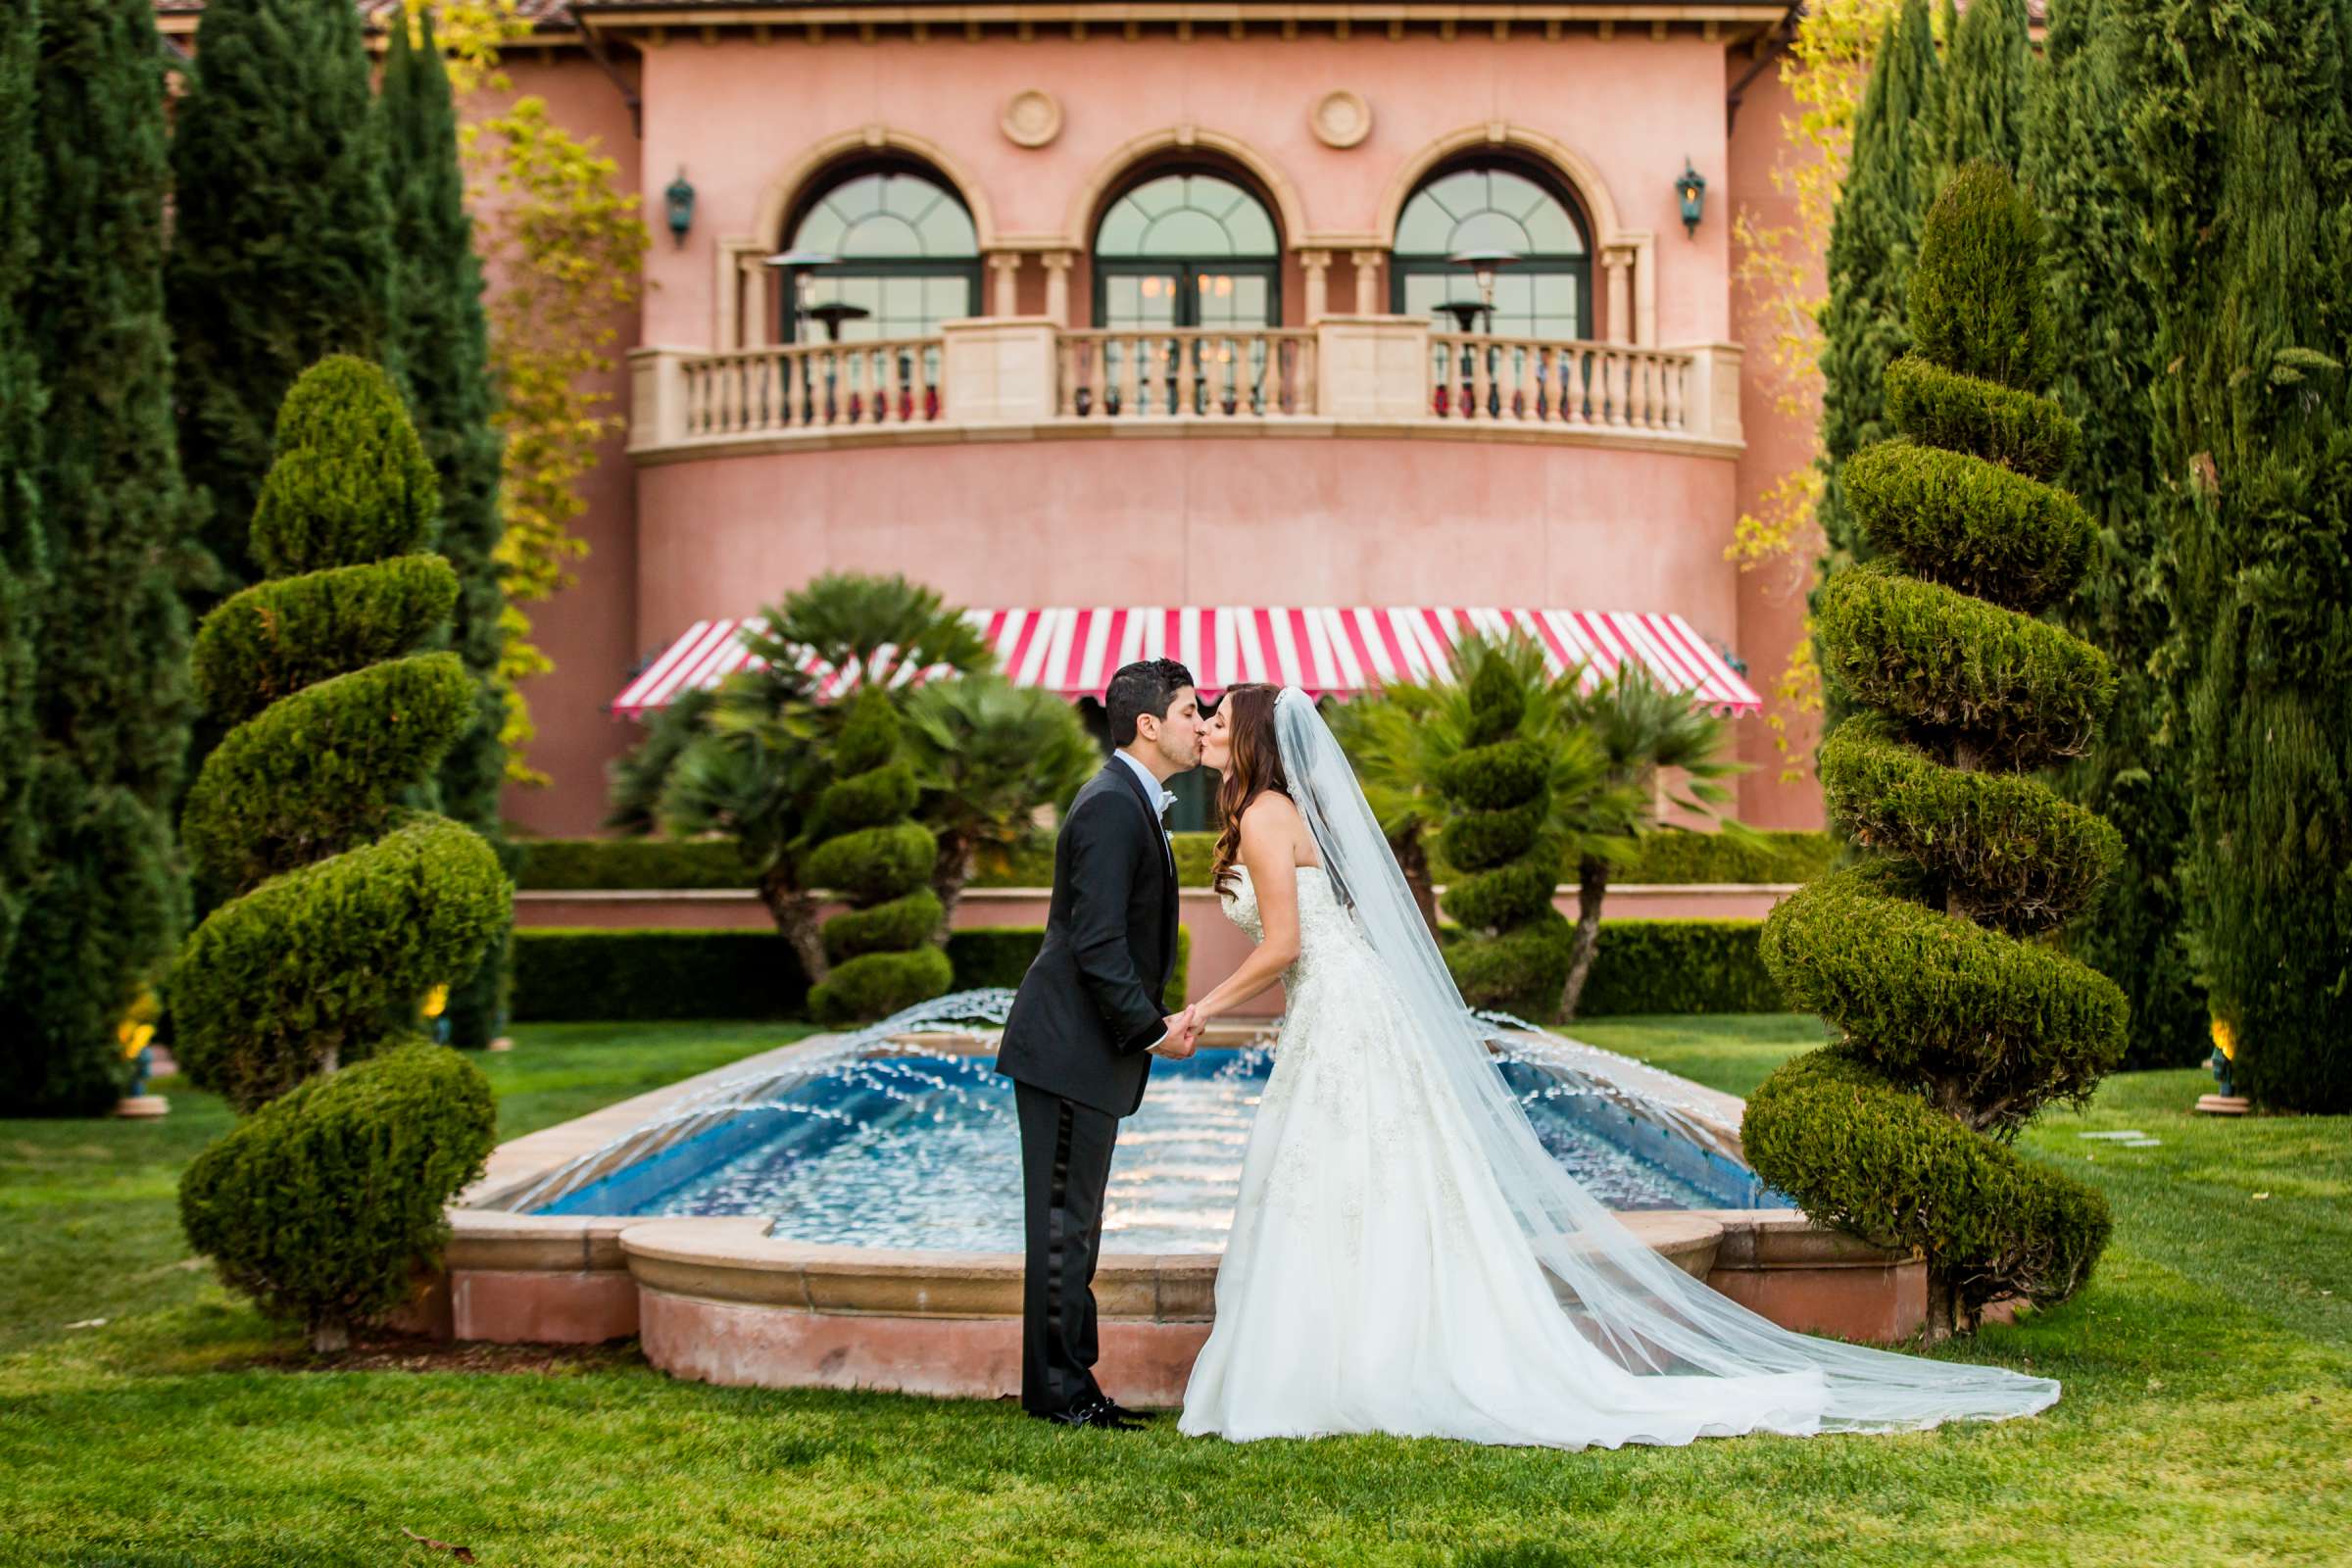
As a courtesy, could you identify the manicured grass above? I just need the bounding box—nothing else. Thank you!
[3,1017,2347,1565]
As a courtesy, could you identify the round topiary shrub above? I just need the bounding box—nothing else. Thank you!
[174,357,511,1112]
[1744,166,2130,1340]
[804,690,952,1023]
[1437,657,1571,1015]
[178,1042,496,1351]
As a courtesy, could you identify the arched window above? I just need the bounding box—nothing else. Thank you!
[780,162,980,343]
[1391,161,1592,340]
[1093,170,1281,329]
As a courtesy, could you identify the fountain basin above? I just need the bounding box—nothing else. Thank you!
[399,1021,1933,1396]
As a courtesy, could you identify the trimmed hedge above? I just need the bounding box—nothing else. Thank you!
[1573,920,1786,1015]
[1840,437,2096,611]
[512,924,1190,1024]
[176,817,512,1110]
[191,555,459,729]
[514,828,1837,893]
[1884,355,2076,481]
[1742,1045,2111,1320]
[803,692,950,1024]
[1436,662,1573,1014]
[178,1042,497,1350]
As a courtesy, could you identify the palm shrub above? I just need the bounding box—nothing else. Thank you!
[1436,655,1575,1016]
[179,1041,494,1351]
[174,356,512,1112]
[803,690,953,1023]
[1554,666,1749,1021]
[1744,166,2127,1341]
[902,673,1097,939]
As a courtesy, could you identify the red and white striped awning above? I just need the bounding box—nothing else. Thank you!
[612,607,1762,718]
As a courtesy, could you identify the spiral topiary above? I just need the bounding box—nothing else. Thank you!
[179,1040,495,1351]
[803,689,953,1023]
[1743,166,2128,1340]
[1437,655,1572,1015]
[174,356,511,1113]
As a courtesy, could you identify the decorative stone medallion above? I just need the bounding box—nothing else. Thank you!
[1002,89,1062,148]
[1310,89,1372,149]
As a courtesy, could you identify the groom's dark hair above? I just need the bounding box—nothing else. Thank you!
[1105,659,1196,746]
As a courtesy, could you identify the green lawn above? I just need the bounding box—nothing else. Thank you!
[3,1016,2347,1566]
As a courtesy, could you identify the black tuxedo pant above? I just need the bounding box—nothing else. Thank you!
[1014,1079,1121,1418]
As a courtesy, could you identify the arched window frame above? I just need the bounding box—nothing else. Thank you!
[1389,156,1594,341]
[1089,164,1284,330]
[777,156,982,344]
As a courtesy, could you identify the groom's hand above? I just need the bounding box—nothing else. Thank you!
[1152,1005,1201,1058]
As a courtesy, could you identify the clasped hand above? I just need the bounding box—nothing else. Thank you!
[1152,1004,1204,1058]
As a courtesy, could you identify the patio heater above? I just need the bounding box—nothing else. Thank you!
[762,248,838,424]
[1446,247,1519,416]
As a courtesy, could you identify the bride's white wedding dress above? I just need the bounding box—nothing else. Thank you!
[1180,861,1827,1447]
[1175,688,2061,1448]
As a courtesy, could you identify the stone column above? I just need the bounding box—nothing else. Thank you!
[1042,250,1075,326]
[1349,249,1384,316]
[1602,248,1634,345]
[988,253,1022,318]
[1298,248,1332,322]
[739,253,769,346]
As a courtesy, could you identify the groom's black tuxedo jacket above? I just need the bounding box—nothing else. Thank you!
[997,760,1181,1118]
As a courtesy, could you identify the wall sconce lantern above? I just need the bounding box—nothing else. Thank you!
[1675,159,1706,238]
[664,168,696,247]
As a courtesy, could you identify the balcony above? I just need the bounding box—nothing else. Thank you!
[627,318,1742,464]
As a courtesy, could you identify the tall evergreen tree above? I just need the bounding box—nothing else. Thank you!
[168,0,394,602]
[1935,0,2032,176]
[2118,0,2352,1110]
[1814,0,1941,704]
[0,0,44,984]
[0,0,194,1115]
[381,12,511,1048]
[2024,0,2206,1068]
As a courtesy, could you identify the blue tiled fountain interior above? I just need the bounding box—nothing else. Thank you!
[537,1047,1792,1250]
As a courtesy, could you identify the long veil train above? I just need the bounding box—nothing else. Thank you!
[1270,685,2059,1433]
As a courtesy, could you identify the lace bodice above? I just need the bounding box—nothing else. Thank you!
[1218,863,1364,990]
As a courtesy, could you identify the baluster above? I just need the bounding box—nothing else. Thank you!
[1114,334,1136,418]
[1512,342,1533,421]
[1662,355,1685,431]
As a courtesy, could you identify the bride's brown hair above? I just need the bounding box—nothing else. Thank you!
[1209,684,1289,898]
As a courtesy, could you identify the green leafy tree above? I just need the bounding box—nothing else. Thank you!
[0,0,194,1116]
[1554,668,1751,1021]
[0,0,41,984]
[2025,0,2206,1068]
[620,574,995,988]
[1746,168,2127,1339]
[168,0,394,602]
[1934,0,2030,177]
[902,674,1099,939]
[1435,654,1577,1017]
[381,10,511,1049]
[1815,0,1941,592]
[2120,0,2352,1110]
[174,357,511,1113]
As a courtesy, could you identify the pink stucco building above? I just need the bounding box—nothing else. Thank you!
[159,0,1827,838]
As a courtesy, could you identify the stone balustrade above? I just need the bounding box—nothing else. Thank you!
[629,318,1742,458]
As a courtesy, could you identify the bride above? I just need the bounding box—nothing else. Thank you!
[1172,683,2059,1448]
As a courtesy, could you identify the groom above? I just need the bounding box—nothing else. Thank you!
[998,658,1205,1430]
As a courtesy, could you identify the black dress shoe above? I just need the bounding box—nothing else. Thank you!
[1099,1398,1155,1424]
[1045,1395,1142,1431]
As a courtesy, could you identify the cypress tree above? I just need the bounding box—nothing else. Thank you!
[168,0,394,602]
[381,12,510,1048]
[1935,0,2032,176]
[1748,167,2126,1339]
[1814,0,1940,715]
[2119,0,2352,1110]
[175,356,510,1113]
[0,0,43,983]
[0,0,195,1115]
[1437,656,1575,1017]
[2024,0,2206,1068]
[801,690,955,1024]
